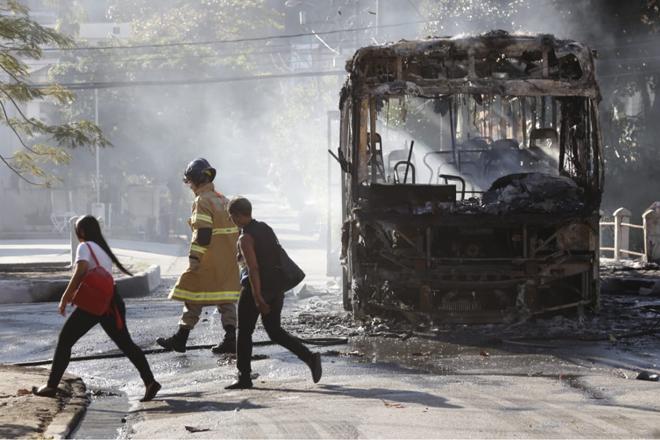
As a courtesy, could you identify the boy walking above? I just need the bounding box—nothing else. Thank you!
[225,196,321,389]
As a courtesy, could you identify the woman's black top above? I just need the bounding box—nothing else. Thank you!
[242,219,282,295]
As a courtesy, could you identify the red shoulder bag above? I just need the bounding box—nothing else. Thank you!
[72,243,123,329]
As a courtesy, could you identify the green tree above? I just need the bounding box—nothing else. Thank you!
[50,0,280,183]
[592,0,660,215]
[419,0,529,34]
[46,0,283,232]
[0,0,107,186]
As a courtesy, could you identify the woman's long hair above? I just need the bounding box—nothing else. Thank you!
[75,215,132,276]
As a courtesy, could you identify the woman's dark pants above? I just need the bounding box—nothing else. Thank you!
[48,295,154,388]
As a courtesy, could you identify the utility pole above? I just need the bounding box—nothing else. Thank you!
[94,88,100,204]
[377,0,383,39]
[326,110,340,276]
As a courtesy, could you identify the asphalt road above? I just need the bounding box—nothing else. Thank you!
[3,191,660,438]
[2,283,660,439]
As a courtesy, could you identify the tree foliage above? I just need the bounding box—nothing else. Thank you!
[420,0,529,34]
[581,0,660,213]
[43,0,285,229]
[50,0,280,178]
[0,0,108,186]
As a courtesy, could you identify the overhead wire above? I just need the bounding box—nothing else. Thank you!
[28,49,660,91]
[40,18,435,53]
[51,44,346,70]
[4,12,658,90]
[35,24,659,66]
[48,48,652,72]
[405,0,425,20]
[33,69,345,90]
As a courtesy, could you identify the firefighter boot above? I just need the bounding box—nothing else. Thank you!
[211,325,236,354]
[156,326,190,353]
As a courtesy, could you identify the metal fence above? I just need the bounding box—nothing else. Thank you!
[599,206,660,262]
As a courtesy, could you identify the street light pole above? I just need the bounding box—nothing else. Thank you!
[94,88,100,204]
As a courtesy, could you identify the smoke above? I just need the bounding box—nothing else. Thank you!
[1,0,656,240]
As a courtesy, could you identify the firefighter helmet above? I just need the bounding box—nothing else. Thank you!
[183,158,216,184]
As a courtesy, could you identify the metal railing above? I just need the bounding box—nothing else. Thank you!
[599,206,660,262]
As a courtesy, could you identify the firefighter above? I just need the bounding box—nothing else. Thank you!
[156,158,241,354]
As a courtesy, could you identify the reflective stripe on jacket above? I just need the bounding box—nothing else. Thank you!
[169,182,240,304]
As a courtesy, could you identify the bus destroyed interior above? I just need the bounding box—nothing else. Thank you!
[334,31,603,323]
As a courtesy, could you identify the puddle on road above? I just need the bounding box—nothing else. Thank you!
[341,335,612,378]
[349,335,490,365]
[71,387,130,439]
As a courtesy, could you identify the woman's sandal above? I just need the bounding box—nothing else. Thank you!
[32,385,58,398]
[140,381,161,402]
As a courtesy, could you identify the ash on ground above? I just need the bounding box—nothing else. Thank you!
[286,268,660,351]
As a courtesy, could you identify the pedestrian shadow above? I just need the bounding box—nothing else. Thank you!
[254,384,462,409]
[0,424,36,439]
[154,390,206,399]
[136,397,265,414]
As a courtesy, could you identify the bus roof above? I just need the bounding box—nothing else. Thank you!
[343,30,599,100]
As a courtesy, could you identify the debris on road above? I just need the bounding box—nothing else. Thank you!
[382,400,405,409]
[412,351,431,357]
[185,425,211,433]
[90,388,120,397]
[322,349,365,358]
[615,369,628,379]
[284,277,660,354]
[601,262,660,296]
[636,371,659,382]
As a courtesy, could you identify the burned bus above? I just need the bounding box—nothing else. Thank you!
[333,31,603,323]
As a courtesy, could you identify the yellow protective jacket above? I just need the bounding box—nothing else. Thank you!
[169,183,240,304]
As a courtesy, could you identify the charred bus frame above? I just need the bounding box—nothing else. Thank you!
[333,32,603,323]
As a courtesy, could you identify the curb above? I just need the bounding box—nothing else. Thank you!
[0,264,161,304]
[116,264,161,298]
[0,262,70,271]
[43,377,89,440]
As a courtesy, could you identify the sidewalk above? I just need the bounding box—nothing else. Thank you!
[0,239,188,304]
[0,365,88,439]
[0,239,186,278]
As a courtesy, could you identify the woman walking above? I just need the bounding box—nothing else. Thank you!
[33,215,160,402]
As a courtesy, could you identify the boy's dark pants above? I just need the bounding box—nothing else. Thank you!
[236,285,312,378]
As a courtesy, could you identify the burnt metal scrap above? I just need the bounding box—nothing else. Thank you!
[335,31,603,324]
[481,173,584,214]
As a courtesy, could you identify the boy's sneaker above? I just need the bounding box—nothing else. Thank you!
[308,353,322,383]
[225,376,253,390]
